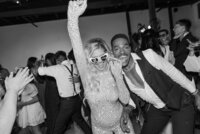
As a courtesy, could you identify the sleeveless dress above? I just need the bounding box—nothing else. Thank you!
[17,83,46,128]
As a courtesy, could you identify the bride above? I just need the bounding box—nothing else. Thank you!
[67,0,135,134]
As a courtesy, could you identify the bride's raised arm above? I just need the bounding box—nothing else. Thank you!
[67,0,88,86]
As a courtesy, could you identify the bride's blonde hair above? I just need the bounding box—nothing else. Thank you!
[83,38,111,93]
[84,38,112,59]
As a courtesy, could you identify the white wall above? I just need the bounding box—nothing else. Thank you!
[0,13,127,71]
[129,8,170,33]
[0,1,200,71]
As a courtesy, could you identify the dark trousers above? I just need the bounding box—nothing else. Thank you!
[45,78,60,134]
[53,95,92,134]
[140,104,195,134]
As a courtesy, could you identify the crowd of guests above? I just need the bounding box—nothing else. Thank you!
[0,0,200,134]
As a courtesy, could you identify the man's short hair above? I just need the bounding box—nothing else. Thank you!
[55,51,67,60]
[111,34,130,48]
[158,29,169,35]
[176,19,192,31]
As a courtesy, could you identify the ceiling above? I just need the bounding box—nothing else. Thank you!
[0,0,199,27]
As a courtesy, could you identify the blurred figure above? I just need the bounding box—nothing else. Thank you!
[17,71,46,134]
[171,19,198,80]
[0,68,33,134]
[140,29,163,56]
[27,57,46,110]
[132,33,142,52]
[0,83,5,100]
[55,51,67,65]
[0,64,10,88]
[44,53,60,134]
[158,29,175,64]
[184,40,200,72]
[0,64,9,100]
[38,50,92,134]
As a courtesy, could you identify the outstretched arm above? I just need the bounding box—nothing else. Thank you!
[144,49,200,110]
[67,0,89,88]
[0,68,33,134]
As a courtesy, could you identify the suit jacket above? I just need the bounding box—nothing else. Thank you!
[170,33,198,80]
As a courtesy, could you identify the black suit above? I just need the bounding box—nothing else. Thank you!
[170,33,198,80]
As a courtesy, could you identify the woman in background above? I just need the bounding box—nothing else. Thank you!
[17,69,46,134]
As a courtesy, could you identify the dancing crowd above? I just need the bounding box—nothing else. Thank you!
[0,0,200,134]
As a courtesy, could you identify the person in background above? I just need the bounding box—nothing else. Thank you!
[170,19,198,80]
[0,83,5,100]
[158,29,174,64]
[0,64,10,89]
[17,68,46,134]
[0,65,9,100]
[158,30,173,134]
[140,29,163,56]
[37,50,92,134]
[111,33,200,134]
[55,51,68,65]
[0,67,33,134]
[132,33,142,52]
[66,49,89,134]
[27,57,46,110]
[44,53,60,134]
[184,40,200,72]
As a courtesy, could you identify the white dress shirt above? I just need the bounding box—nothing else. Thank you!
[126,49,196,109]
[38,60,81,98]
[184,55,200,72]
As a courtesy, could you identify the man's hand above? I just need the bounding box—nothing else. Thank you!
[67,0,87,20]
[187,39,200,47]
[5,67,33,95]
[120,107,130,133]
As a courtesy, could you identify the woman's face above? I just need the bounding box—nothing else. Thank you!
[89,48,108,72]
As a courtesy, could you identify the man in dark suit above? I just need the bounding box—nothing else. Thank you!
[111,33,200,134]
[171,19,198,80]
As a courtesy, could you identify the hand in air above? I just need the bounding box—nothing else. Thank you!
[67,0,87,20]
[5,67,34,95]
[187,39,200,48]
[109,57,123,78]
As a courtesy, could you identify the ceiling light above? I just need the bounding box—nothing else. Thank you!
[16,0,20,4]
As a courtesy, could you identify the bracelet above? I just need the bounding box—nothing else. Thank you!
[192,89,199,96]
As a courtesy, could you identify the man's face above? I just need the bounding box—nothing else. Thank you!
[56,55,65,64]
[159,31,170,45]
[173,24,185,37]
[112,38,132,67]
